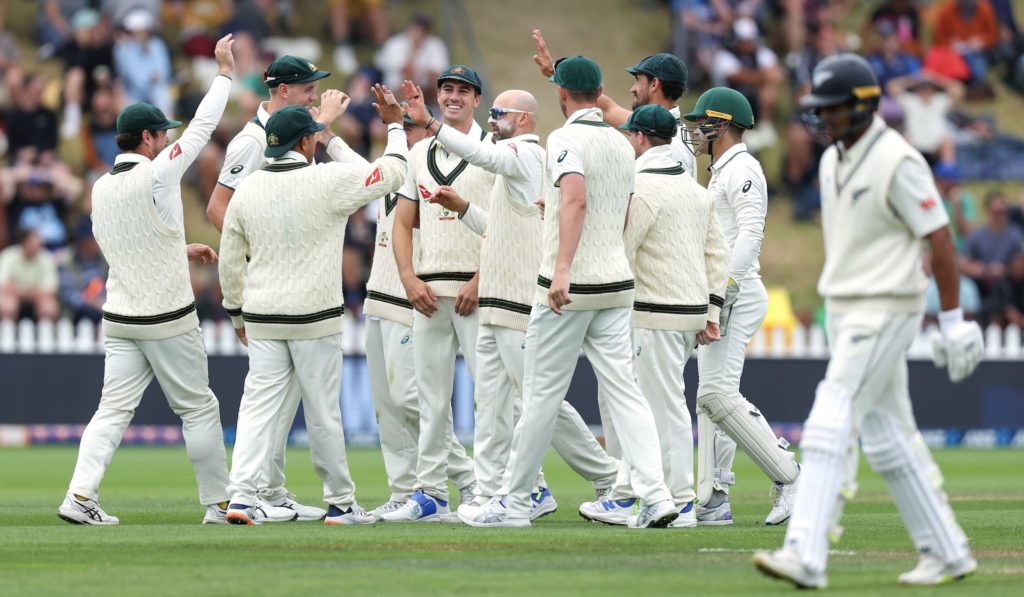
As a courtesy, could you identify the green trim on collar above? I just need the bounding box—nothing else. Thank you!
[249,115,265,130]
[426,128,487,186]
[111,162,140,174]
[639,163,685,175]
[712,149,750,173]
[570,119,611,128]
[261,161,310,172]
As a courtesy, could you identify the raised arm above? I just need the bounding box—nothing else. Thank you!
[155,35,235,182]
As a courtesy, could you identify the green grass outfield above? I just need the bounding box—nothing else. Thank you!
[1,447,1021,596]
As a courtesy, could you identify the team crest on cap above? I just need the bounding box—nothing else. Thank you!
[308,62,317,72]
[268,133,279,146]
[451,66,465,75]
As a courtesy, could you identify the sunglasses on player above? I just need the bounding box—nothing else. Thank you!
[488,107,533,120]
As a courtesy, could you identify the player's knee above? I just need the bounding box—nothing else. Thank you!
[695,392,740,423]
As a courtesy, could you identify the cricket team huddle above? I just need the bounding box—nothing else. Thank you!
[56,27,986,590]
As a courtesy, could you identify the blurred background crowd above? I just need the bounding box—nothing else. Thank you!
[1,0,1024,338]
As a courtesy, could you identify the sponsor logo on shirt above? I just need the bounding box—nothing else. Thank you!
[169,143,182,160]
[365,167,382,187]
[229,165,244,174]
[919,197,938,210]
[557,150,568,163]
[418,184,431,200]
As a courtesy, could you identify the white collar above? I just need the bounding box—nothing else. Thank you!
[710,142,750,173]
[271,150,310,164]
[565,107,602,124]
[436,119,483,152]
[635,144,679,172]
[114,152,150,164]
[256,102,271,127]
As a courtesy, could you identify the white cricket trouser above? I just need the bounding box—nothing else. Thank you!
[69,328,229,505]
[696,277,768,495]
[228,334,358,508]
[365,317,475,502]
[623,328,697,508]
[785,310,970,573]
[257,376,304,502]
[503,306,672,519]
[413,297,478,503]
[473,323,617,498]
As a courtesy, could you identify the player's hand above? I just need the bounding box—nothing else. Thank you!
[402,275,438,317]
[429,185,468,214]
[235,326,248,347]
[214,34,235,76]
[931,320,983,383]
[372,84,404,125]
[534,195,545,218]
[400,80,431,126]
[547,269,572,315]
[186,243,218,264]
[317,89,350,124]
[532,29,555,78]
[454,275,479,316]
[697,321,721,345]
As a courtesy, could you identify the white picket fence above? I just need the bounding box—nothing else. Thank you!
[1,317,1021,360]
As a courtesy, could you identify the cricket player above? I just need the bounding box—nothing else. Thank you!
[578,105,730,528]
[682,87,800,526]
[401,82,619,517]
[58,35,237,526]
[384,65,493,522]
[363,107,479,520]
[458,56,677,529]
[531,30,696,179]
[220,85,409,526]
[754,54,982,589]
[206,55,365,523]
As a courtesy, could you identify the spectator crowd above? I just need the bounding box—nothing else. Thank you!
[1,0,1023,332]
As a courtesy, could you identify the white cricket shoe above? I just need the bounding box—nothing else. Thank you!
[696,500,733,526]
[266,496,327,522]
[753,549,827,589]
[439,482,480,523]
[457,496,530,528]
[380,490,449,522]
[324,504,377,525]
[225,503,260,525]
[765,482,796,525]
[630,499,678,529]
[578,497,636,526]
[530,486,558,521]
[897,553,977,586]
[58,493,119,526]
[252,498,299,523]
[369,499,406,520]
[202,503,228,525]
[668,501,697,528]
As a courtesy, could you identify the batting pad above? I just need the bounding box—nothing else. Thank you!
[861,412,971,564]
[696,410,736,504]
[697,392,798,485]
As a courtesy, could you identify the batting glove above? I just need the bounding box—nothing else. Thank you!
[931,308,984,383]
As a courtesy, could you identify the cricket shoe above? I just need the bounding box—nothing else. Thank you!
[579,497,636,526]
[58,493,119,526]
[380,490,448,522]
[630,499,678,529]
[696,500,733,526]
[252,498,299,523]
[668,501,697,528]
[594,486,612,501]
[765,481,797,525]
[265,496,326,522]
[440,482,480,523]
[369,499,406,520]
[753,548,827,589]
[202,503,228,525]
[530,487,558,521]
[324,504,377,525]
[897,553,977,586]
[225,503,260,525]
[457,496,530,528]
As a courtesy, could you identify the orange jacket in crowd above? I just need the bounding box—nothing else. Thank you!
[933,0,999,50]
